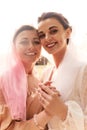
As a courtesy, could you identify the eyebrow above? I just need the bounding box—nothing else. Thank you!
[21,37,39,40]
[38,26,58,34]
[22,37,28,40]
[49,26,58,30]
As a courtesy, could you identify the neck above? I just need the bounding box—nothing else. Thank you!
[53,47,67,68]
[24,63,34,75]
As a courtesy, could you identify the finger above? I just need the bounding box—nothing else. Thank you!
[39,94,49,108]
[43,84,61,96]
[44,81,53,86]
[38,82,44,87]
[39,96,47,104]
[51,89,61,96]
[39,88,51,101]
[40,84,55,96]
[39,83,61,97]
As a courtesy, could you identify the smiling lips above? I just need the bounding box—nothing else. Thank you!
[46,42,57,48]
[25,52,37,56]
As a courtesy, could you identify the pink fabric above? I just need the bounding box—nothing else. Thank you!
[0,47,27,120]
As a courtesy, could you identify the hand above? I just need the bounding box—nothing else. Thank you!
[38,82,68,120]
[39,81,60,95]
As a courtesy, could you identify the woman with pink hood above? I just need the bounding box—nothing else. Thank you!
[0,25,53,130]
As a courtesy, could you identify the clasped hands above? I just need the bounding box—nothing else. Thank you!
[37,81,68,120]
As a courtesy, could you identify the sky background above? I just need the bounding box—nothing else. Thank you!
[0,0,87,54]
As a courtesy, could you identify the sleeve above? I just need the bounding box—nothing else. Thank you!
[62,65,87,130]
[0,89,13,130]
[62,101,84,130]
[48,100,84,130]
[79,65,87,130]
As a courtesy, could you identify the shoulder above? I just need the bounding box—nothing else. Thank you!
[78,62,87,77]
[76,62,87,91]
[81,64,87,82]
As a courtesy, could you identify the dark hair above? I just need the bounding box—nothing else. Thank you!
[13,25,37,42]
[38,12,72,44]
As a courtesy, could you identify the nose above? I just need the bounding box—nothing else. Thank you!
[27,41,34,48]
[45,33,51,41]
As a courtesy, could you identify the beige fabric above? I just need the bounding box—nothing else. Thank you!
[0,75,42,130]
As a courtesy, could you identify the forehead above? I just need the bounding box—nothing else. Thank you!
[17,30,38,37]
[38,18,63,32]
[15,30,38,41]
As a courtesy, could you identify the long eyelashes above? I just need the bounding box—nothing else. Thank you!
[39,34,45,39]
[50,29,58,34]
[19,40,40,45]
[39,29,58,40]
[33,40,40,45]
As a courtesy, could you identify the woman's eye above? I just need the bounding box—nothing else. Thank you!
[50,29,58,35]
[20,40,28,44]
[33,40,40,45]
[39,34,45,39]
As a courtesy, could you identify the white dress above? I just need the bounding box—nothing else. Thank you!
[41,43,87,130]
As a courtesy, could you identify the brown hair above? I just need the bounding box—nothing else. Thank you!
[13,25,37,42]
[38,12,72,44]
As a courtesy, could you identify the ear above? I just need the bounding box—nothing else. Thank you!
[65,27,72,38]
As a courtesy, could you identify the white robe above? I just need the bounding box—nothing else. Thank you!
[41,43,87,130]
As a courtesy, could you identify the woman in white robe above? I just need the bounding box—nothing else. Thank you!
[37,12,87,130]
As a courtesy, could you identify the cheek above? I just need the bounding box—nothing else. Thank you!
[37,46,41,55]
[15,47,25,59]
[36,44,41,50]
[58,39,63,45]
[58,40,66,48]
[58,34,66,44]
[58,37,62,41]
[15,44,25,52]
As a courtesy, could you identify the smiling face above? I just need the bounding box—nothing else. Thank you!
[38,18,71,55]
[14,30,41,67]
